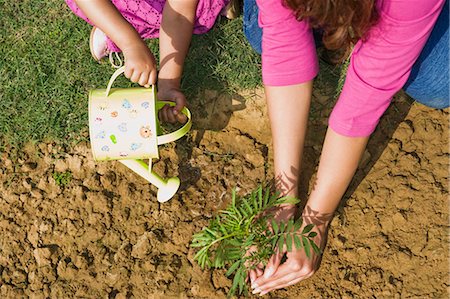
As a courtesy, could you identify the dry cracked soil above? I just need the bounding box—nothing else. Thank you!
[0,86,448,298]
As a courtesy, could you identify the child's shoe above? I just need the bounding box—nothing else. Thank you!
[222,0,241,19]
[89,27,123,68]
[89,26,108,61]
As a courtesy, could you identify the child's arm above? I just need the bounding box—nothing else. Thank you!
[74,0,157,86]
[157,0,198,123]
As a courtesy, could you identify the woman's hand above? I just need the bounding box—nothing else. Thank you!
[157,80,188,123]
[250,212,331,296]
[247,204,298,286]
[122,41,157,87]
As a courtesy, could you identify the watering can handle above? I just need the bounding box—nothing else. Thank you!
[105,66,192,145]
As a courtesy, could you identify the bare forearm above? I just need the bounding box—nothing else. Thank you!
[305,127,369,218]
[74,0,141,49]
[265,82,313,198]
[158,0,198,87]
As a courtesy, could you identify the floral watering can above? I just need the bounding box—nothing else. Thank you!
[88,66,192,202]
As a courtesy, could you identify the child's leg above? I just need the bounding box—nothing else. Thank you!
[65,0,163,52]
[192,0,231,34]
[66,0,230,51]
[403,0,449,109]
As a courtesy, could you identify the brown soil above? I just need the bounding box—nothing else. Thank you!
[0,87,448,298]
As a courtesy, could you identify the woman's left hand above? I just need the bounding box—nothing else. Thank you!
[250,218,329,296]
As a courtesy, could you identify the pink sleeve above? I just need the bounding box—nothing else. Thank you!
[256,0,319,86]
[329,0,445,137]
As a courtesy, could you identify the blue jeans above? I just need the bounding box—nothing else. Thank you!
[243,0,262,54]
[243,0,449,109]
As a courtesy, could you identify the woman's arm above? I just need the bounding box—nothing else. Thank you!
[252,128,368,295]
[329,0,445,137]
[252,0,445,293]
[74,0,157,86]
[305,129,368,215]
[157,0,198,123]
[265,83,313,199]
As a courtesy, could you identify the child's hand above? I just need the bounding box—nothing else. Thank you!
[157,82,188,124]
[122,41,157,87]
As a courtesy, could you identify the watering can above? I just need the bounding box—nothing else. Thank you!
[88,66,192,202]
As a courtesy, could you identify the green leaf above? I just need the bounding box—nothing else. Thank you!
[280,195,300,206]
[232,188,237,207]
[263,187,271,207]
[309,238,321,255]
[294,218,303,231]
[302,224,314,235]
[239,206,249,218]
[287,219,294,232]
[277,235,285,253]
[243,198,253,215]
[253,190,259,211]
[238,267,245,294]
[233,206,243,221]
[219,224,229,236]
[227,238,242,247]
[271,236,278,248]
[308,231,317,238]
[226,260,241,277]
[193,247,206,262]
[257,186,263,209]
[286,233,292,252]
[279,221,286,233]
[231,268,240,296]
[293,234,302,249]
[302,236,311,259]
[271,219,279,235]
[190,241,207,248]
[204,227,219,238]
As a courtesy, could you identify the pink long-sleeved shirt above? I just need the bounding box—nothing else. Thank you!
[256,0,445,137]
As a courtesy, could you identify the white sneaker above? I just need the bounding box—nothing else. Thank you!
[221,0,241,20]
[89,27,123,68]
[89,26,108,61]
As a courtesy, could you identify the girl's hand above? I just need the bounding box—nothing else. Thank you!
[122,41,157,87]
[157,81,188,124]
[250,212,331,296]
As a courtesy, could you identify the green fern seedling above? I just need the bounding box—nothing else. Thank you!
[191,186,320,297]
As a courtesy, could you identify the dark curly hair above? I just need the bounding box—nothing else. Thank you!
[284,0,379,61]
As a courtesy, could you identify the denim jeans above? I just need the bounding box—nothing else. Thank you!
[243,0,262,54]
[403,0,449,109]
[243,0,449,109]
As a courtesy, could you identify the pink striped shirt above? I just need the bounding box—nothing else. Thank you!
[256,0,445,136]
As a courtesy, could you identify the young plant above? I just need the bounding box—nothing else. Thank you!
[52,171,72,187]
[191,186,320,297]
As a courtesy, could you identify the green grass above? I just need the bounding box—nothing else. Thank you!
[0,0,261,150]
[52,171,72,187]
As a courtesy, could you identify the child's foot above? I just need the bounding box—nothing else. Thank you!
[221,0,241,19]
[89,26,108,62]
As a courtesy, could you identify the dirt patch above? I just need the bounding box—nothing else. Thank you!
[0,88,448,298]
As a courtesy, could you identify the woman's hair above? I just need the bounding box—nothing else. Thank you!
[284,0,379,61]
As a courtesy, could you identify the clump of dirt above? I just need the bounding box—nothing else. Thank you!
[0,88,448,298]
